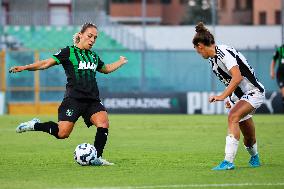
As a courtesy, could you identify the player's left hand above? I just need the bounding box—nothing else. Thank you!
[119,56,128,64]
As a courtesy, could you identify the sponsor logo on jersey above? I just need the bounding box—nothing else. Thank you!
[78,61,97,70]
[66,109,74,117]
[54,50,61,56]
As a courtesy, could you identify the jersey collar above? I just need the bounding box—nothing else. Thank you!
[73,45,88,52]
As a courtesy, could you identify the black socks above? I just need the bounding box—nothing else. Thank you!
[34,121,59,139]
[33,122,109,156]
[94,127,109,158]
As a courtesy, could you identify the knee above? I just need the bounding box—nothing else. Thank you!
[96,120,109,128]
[228,112,241,123]
[57,131,70,139]
[90,111,110,128]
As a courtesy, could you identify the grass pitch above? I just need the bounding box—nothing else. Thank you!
[0,114,284,189]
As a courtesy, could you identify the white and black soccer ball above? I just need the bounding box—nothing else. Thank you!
[74,143,97,166]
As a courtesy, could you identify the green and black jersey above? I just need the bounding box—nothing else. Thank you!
[273,45,284,74]
[52,45,105,100]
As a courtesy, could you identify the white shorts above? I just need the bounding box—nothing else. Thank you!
[226,89,265,122]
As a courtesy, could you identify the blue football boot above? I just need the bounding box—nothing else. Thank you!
[212,160,235,170]
[249,154,261,167]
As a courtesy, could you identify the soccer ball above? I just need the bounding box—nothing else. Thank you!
[74,143,97,166]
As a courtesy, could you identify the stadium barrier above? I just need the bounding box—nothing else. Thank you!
[7,91,284,114]
[101,92,187,114]
[4,49,278,94]
[186,92,284,114]
[8,102,59,115]
[8,93,187,114]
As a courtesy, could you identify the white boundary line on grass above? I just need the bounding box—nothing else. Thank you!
[52,183,284,189]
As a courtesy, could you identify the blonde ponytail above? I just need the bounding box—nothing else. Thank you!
[73,32,80,44]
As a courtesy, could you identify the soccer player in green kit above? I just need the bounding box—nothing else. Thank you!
[9,23,128,166]
[271,45,284,111]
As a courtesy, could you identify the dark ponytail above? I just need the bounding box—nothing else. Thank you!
[192,22,215,46]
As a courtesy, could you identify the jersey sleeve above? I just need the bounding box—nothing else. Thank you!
[273,48,279,61]
[97,56,105,70]
[219,46,238,71]
[51,47,70,65]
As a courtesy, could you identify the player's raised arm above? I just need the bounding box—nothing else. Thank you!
[9,58,57,73]
[99,56,128,74]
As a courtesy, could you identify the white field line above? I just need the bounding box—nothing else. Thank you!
[51,182,284,189]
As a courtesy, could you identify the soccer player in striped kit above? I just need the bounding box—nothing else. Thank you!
[9,23,128,166]
[192,22,265,170]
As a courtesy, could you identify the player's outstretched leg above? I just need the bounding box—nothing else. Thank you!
[16,118,40,133]
[16,119,61,139]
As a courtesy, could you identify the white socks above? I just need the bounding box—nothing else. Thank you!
[245,142,258,156]
[224,134,239,163]
[223,135,258,163]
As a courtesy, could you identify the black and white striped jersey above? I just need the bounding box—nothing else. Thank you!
[208,45,265,99]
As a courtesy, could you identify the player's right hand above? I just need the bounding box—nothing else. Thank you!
[9,66,24,73]
[225,101,231,109]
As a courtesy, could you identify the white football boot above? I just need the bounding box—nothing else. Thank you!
[91,157,114,166]
[16,118,41,133]
[99,158,114,166]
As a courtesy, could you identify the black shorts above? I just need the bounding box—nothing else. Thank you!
[58,97,107,127]
[276,71,284,88]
